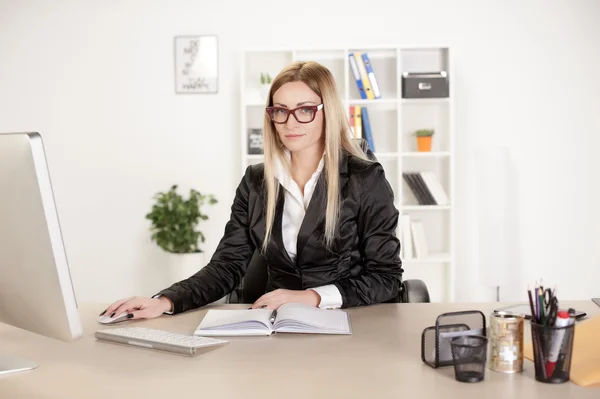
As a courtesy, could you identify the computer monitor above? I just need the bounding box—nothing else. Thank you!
[0,132,82,376]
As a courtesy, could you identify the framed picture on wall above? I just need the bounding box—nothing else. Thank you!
[174,35,218,94]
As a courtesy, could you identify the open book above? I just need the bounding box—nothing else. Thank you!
[194,303,352,336]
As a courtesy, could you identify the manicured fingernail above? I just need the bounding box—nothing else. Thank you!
[99,310,106,316]
[110,312,115,318]
[126,313,134,319]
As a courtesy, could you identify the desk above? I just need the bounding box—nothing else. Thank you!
[1,301,598,398]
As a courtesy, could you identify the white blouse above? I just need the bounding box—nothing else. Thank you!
[274,152,342,309]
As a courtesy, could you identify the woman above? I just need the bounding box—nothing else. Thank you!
[102,61,403,320]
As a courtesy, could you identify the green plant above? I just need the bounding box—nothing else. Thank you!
[415,129,435,137]
[145,185,217,254]
[260,72,273,85]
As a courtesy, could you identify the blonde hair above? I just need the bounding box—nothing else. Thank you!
[261,61,371,252]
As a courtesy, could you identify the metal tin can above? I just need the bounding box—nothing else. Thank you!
[489,311,524,373]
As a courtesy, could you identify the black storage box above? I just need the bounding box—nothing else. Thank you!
[402,71,449,99]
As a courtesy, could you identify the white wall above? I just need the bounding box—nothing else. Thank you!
[1,0,599,304]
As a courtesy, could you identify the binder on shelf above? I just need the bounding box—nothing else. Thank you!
[403,172,436,205]
[361,53,381,99]
[414,174,436,205]
[353,52,375,100]
[410,220,429,258]
[361,107,375,152]
[421,172,449,205]
[348,53,367,99]
[354,106,362,139]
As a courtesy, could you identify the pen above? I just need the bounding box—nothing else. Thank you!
[269,309,277,324]
[534,283,540,323]
[527,287,536,321]
[538,287,546,325]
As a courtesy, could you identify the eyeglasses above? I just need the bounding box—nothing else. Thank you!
[266,104,323,124]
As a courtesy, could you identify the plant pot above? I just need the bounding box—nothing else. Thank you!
[259,84,271,102]
[416,136,432,152]
[167,252,204,284]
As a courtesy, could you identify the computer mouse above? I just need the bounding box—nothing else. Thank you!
[97,312,130,324]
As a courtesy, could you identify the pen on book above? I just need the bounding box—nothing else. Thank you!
[269,309,277,324]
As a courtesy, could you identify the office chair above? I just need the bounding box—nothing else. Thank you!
[227,250,431,304]
[227,139,431,305]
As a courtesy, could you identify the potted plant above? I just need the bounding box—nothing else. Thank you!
[259,72,273,101]
[415,129,434,152]
[146,185,217,283]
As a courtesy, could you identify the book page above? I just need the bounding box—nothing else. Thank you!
[273,303,351,334]
[194,308,274,336]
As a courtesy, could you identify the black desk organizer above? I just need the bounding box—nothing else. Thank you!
[421,310,487,368]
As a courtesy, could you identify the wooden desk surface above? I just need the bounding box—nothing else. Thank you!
[1,301,598,398]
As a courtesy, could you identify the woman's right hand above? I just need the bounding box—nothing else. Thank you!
[99,296,174,320]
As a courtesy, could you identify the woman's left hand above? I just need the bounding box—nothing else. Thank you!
[251,289,321,309]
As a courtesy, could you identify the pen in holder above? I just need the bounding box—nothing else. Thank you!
[530,310,576,384]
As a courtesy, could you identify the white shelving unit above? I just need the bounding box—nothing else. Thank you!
[240,46,454,302]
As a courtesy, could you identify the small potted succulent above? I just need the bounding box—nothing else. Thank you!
[146,185,217,283]
[259,72,273,101]
[415,129,434,152]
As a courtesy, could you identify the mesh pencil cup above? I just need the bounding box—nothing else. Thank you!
[449,335,489,383]
[530,313,575,384]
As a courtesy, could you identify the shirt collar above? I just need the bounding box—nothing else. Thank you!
[274,149,326,188]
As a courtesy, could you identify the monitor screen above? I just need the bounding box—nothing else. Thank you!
[0,132,82,376]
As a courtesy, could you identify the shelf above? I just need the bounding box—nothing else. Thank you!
[402,205,451,211]
[247,154,264,160]
[403,253,451,263]
[401,151,450,157]
[347,99,398,106]
[374,152,398,160]
[401,98,449,105]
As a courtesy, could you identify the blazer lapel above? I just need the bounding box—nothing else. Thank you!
[296,153,350,258]
[272,185,295,266]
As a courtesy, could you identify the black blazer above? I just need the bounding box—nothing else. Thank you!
[157,151,403,313]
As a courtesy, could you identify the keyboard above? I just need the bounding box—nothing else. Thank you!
[95,327,229,356]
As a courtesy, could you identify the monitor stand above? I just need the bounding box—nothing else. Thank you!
[0,353,38,376]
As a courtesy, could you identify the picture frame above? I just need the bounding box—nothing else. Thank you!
[174,35,218,94]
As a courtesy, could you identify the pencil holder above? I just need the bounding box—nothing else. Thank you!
[450,335,489,383]
[530,321,575,383]
[421,310,486,369]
